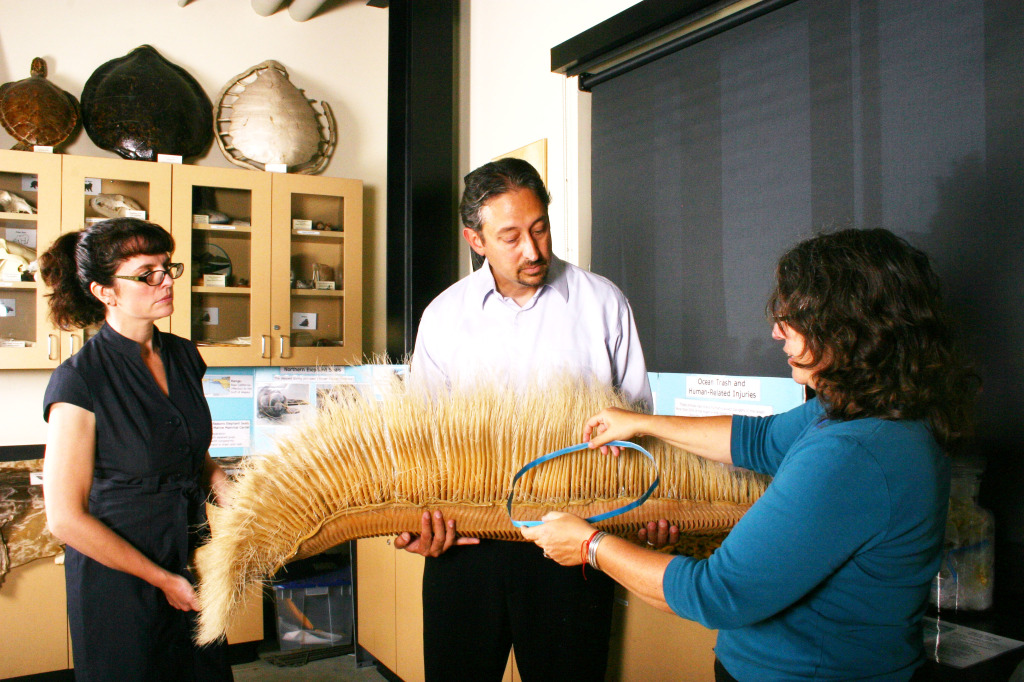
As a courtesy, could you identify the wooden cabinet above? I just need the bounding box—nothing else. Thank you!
[356,538,398,672]
[170,166,363,367]
[0,558,262,680]
[60,155,174,356]
[606,588,716,681]
[0,151,174,369]
[268,173,363,367]
[0,152,363,370]
[0,150,63,369]
[0,559,68,679]
[169,164,273,367]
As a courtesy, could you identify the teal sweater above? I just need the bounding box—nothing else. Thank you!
[663,399,949,681]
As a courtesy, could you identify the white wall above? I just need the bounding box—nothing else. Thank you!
[3,0,639,446]
[0,0,388,446]
[459,0,641,273]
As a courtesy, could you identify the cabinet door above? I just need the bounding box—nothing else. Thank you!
[0,559,69,677]
[170,165,272,366]
[356,537,398,671]
[270,174,362,367]
[0,150,62,369]
[59,156,173,357]
[606,587,717,681]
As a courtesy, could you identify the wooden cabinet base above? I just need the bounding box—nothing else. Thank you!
[0,558,68,678]
[606,587,717,681]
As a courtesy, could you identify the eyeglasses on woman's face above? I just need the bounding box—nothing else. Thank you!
[112,262,184,286]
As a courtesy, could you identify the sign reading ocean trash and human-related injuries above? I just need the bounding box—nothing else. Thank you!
[649,373,805,418]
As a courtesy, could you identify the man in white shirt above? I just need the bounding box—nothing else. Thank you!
[397,158,651,681]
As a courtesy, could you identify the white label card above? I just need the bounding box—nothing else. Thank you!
[125,209,147,220]
[20,175,38,192]
[211,420,252,448]
[157,154,182,164]
[202,307,219,325]
[0,299,15,317]
[292,312,317,330]
[83,178,101,195]
[5,228,35,249]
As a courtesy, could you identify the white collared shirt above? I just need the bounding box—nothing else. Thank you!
[410,254,652,408]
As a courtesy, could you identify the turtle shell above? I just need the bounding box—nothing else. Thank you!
[0,58,80,151]
[82,45,213,161]
[215,60,335,174]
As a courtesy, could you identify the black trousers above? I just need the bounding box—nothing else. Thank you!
[422,540,615,681]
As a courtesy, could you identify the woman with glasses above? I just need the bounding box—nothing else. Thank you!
[39,218,233,681]
[523,229,978,681]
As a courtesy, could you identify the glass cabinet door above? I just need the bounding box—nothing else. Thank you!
[60,156,173,356]
[169,165,272,366]
[0,150,62,369]
[270,174,362,367]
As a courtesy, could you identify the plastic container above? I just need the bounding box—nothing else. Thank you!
[930,464,994,611]
[273,567,353,650]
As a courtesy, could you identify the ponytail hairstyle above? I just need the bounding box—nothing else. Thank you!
[39,218,175,330]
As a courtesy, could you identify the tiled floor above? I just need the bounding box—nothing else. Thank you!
[232,651,388,682]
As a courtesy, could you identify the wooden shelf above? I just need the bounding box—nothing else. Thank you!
[193,223,252,233]
[191,286,251,295]
[291,288,345,297]
[0,211,38,222]
[292,229,345,239]
[0,280,37,289]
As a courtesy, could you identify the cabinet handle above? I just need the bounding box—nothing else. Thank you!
[278,335,287,358]
[70,334,79,355]
[261,335,270,359]
[48,334,58,360]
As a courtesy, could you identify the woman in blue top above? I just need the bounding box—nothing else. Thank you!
[523,229,977,681]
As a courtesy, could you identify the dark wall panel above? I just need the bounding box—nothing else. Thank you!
[589,0,1024,589]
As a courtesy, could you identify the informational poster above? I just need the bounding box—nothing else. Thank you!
[205,368,795,458]
[202,365,407,458]
[203,371,257,457]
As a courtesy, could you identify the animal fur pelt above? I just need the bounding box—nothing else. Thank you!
[194,376,770,645]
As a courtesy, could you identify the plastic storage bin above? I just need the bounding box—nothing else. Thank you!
[273,568,352,650]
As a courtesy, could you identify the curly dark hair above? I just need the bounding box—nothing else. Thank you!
[767,228,977,449]
[459,158,551,233]
[39,218,175,330]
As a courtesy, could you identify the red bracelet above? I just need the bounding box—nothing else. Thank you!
[580,530,600,579]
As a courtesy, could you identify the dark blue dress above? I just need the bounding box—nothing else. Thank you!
[43,323,231,682]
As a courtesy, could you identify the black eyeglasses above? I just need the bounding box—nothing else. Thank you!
[113,262,184,286]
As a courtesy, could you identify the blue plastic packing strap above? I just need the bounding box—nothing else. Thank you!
[506,440,659,528]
